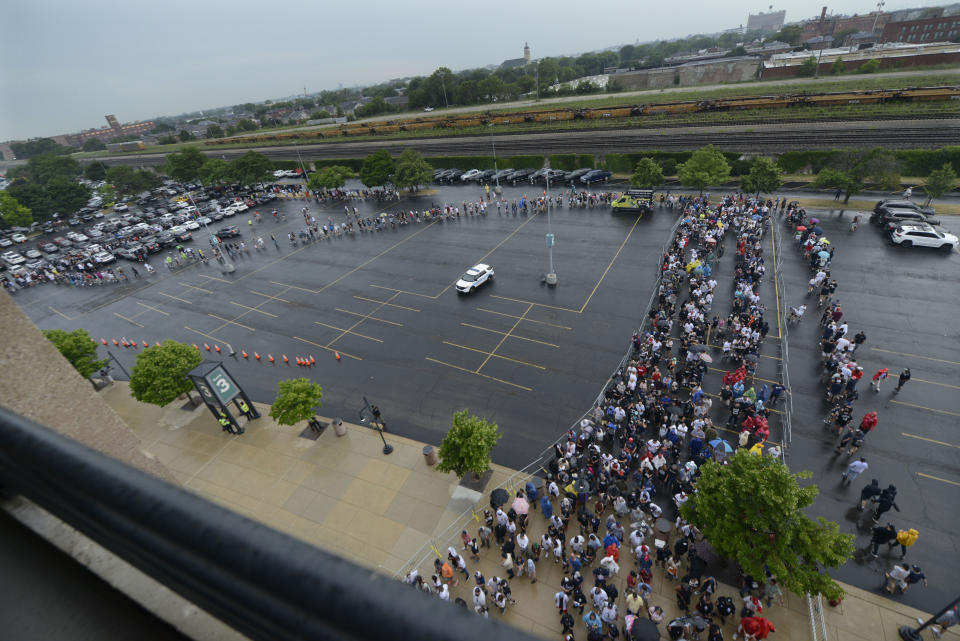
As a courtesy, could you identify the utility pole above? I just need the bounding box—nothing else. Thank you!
[544,159,557,286]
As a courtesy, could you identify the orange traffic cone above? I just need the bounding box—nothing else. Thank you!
[334,351,341,361]
[268,354,275,363]
[121,339,129,347]
[254,352,260,361]
[309,355,316,365]
[282,354,289,364]
[155,342,161,347]
[214,344,221,353]
[193,343,199,350]
[130,341,138,349]
[204,343,210,351]
[242,350,248,359]
[142,341,148,347]
[295,357,302,366]
[113,339,119,346]
[101,338,107,345]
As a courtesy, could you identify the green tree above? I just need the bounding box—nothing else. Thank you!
[677,145,731,194]
[859,59,880,73]
[631,158,665,188]
[42,329,107,379]
[814,167,861,203]
[82,138,107,152]
[310,110,331,120]
[829,57,846,75]
[268,378,323,426]
[106,165,139,194]
[392,149,433,191]
[84,162,107,181]
[151,122,175,134]
[206,124,225,138]
[680,451,854,602]
[740,158,783,195]
[129,340,203,407]
[10,138,72,159]
[46,177,91,215]
[178,129,195,141]
[359,149,395,188]
[157,134,179,146]
[0,191,33,228]
[97,183,117,206]
[619,44,636,65]
[306,165,352,191]
[435,409,502,479]
[24,154,81,185]
[164,146,207,182]
[771,24,803,46]
[228,151,273,187]
[922,162,957,205]
[5,183,51,221]
[798,56,818,77]
[199,158,231,186]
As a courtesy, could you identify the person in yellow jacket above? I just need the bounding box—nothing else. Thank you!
[890,528,919,558]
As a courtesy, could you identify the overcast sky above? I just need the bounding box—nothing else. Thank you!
[0,0,926,141]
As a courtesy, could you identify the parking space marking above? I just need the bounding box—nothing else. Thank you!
[208,313,255,332]
[136,302,169,316]
[917,472,960,487]
[353,295,421,312]
[158,292,193,304]
[477,307,572,330]
[442,341,546,370]
[477,303,532,371]
[185,325,221,343]
[314,321,382,343]
[335,308,402,326]
[197,274,232,284]
[250,290,291,304]
[891,400,960,417]
[178,282,214,294]
[869,347,960,366]
[490,294,580,314]
[293,335,361,361]
[48,306,72,320]
[580,214,642,313]
[114,312,145,328]
[461,323,560,348]
[370,284,440,299]
[901,433,960,450]
[230,301,278,318]
[425,357,532,392]
[269,281,319,294]
[912,378,960,390]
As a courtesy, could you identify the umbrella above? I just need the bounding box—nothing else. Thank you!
[744,353,760,362]
[795,225,807,231]
[812,226,824,235]
[817,250,830,260]
[820,238,831,244]
[630,617,662,641]
[810,217,820,224]
[699,353,713,363]
[490,488,508,508]
[708,438,733,452]
[511,495,529,515]
[688,344,707,353]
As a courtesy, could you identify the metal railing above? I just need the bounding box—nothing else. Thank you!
[0,407,538,641]
[771,217,794,448]
[806,592,829,641]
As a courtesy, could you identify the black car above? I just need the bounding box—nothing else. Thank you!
[209,210,225,222]
[67,217,81,226]
[445,169,464,183]
[507,169,535,185]
[173,230,193,243]
[436,169,460,183]
[871,208,939,228]
[217,225,240,238]
[491,169,514,183]
[139,236,162,253]
[156,232,177,248]
[873,199,934,216]
[567,168,593,182]
[581,169,612,184]
[532,169,568,185]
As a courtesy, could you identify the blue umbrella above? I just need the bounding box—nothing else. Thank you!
[812,226,824,235]
[708,438,733,452]
[817,250,830,260]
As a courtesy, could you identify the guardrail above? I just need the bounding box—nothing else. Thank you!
[806,592,829,641]
[0,406,539,641]
[771,217,794,448]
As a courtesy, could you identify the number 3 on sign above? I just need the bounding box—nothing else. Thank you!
[214,377,230,393]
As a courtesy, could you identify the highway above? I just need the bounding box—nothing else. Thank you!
[87,117,960,168]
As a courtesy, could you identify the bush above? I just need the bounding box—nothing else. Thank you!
[271,160,301,170]
[859,59,881,74]
[548,154,595,171]
[776,148,960,177]
[312,158,365,172]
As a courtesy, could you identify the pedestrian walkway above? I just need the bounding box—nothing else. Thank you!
[99,382,952,641]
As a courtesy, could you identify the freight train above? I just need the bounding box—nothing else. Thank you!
[206,86,960,147]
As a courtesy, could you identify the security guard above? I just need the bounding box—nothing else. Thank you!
[218,410,233,433]
[237,399,251,418]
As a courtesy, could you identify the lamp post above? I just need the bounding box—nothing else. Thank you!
[872,0,886,33]
[359,396,393,455]
[898,595,959,641]
[489,124,501,195]
[544,161,557,286]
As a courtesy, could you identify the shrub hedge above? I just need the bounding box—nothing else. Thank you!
[777,147,960,176]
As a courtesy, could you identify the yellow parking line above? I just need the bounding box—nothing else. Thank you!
[477,303,531,372]
[369,284,439,299]
[314,321,382,343]
[185,325,221,342]
[178,282,213,294]
[901,433,960,450]
[353,295,421,312]
[912,378,960,390]
[425,357,532,392]
[114,312,144,328]
[490,294,580,314]
[270,281,319,294]
[891,400,960,417]
[870,347,960,365]
[136,302,169,316]
[250,290,291,303]
[197,274,232,284]
[477,308,572,330]
[461,323,560,348]
[230,301,278,317]
[580,214,641,313]
[917,472,960,487]
[335,308,402,326]
[442,341,546,370]
[48,306,72,320]
[293,335,362,361]
[158,292,192,304]
[207,313,255,331]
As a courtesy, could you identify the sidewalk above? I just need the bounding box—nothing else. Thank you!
[101,383,953,641]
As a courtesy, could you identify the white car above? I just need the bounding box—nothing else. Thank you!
[890,222,958,251]
[0,237,12,248]
[2,251,25,265]
[460,169,482,182]
[185,220,200,231]
[234,202,248,212]
[273,170,286,178]
[196,216,212,226]
[93,251,116,264]
[113,203,128,212]
[455,263,494,294]
[24,248,42,259]
[11,233,27,243]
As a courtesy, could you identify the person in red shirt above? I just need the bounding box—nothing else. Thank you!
[736,616,776,641]
[871,368,889,392]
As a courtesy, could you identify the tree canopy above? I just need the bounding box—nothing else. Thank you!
[0,191,33,228]
[923,162,957,204]
[813,149,901,203]
[199,158,231,186]
[82,138,107,152]
[11,138,73,159]
[228,151,273,187]
[268,378,323,426]
[436,409,501,479]
[680,451,854,601]
[740,158,783,195]
[392,149,433,191]
[306,165,353,191]
[106,165,160,195]
[129,340,203,407]
[42,329,108,379]
[359,150,395,188]
[164,146,207,182]
[631,158,665,188]
[677,145,731,194]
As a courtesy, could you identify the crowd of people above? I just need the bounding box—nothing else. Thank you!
[403,194,787,641]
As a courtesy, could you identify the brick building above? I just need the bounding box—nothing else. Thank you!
[881,14,960,43]
[65,115,155,146]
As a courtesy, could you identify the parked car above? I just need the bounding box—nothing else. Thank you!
[445,169,465,183]
[874,209,940,234]
[873,200,934,215]
[455,263,495,294]
[477,169,497,183]
[0,237,12,248]
[10,233,27,244]
[491,169,514,183]
[40,243,58,254]
[532,169,568,185]
[460,169,483,182]
[114,203,129,212]
[581,169,612,184]
[890,222,957,251]
[507,169,535,185]
[24,248,42,259]
[173,230,193,243]
[217,225,240,238]
[566,168,593,182]
[93,251,116,264]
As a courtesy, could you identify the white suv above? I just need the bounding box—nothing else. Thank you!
[455,263,494,294]
[891,222,958,251]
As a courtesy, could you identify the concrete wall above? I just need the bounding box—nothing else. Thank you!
[761,50,960,79]
[614,59,760,91]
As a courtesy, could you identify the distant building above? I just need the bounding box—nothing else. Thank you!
[880,14,960,44]
[64,114,155,146]
[524,42,531,63]
[762,41,960,78]
[384,95,409,109]
[747,10,786,32]
[500,43,532,69]
[802,8,888,41]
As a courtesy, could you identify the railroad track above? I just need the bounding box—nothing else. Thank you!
[100,118,960,167]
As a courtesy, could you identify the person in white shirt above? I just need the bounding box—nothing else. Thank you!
[842,457,868,485]
[555,590,569,612]
[473,587,487,613]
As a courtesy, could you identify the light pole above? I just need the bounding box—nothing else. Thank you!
[544,161,557,286]
[359,396,393,455]
[872,0,886,33]
[898,595,959,641]
[489,124,501,195]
